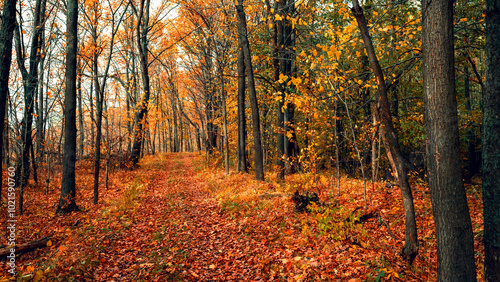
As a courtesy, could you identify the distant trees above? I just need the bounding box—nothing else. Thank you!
[0,6,493,281]
[422,0,476,280]
[80,0,126,204]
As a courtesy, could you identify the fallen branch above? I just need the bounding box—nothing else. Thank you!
[377,213,398,240]
[257,193,292,199]
[0,237,51,259]
[347,207,377,224]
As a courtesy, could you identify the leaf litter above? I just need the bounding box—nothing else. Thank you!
[0,153,485,281]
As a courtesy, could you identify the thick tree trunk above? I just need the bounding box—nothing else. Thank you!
[235,0,264,181]
[130,0,151,165]
[237,45,248,173]
[57,0,79,214]
[351,0,418,264]
[0,0,17,198]
[422,0,477,280]
[484,1,500,281]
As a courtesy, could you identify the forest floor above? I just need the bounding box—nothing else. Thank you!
[0,152,485,281]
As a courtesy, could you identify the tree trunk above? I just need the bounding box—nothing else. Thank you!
[422,0,477,280]
[37,25,46,165]
[77,61,84,157]
[93,56,103,205]
[278,0,298,175]
[14,0,47,214]
[57,0,79,214]
[235,0,264,181]
[264,0,284,180]
[91,1,122,204]
[237,44,248,173]
[130,0,151,165]
[220,69,229,175]
[0,237,50,258]
[351,0,418,264]
[484,1,500,280]
[0,0,17,198]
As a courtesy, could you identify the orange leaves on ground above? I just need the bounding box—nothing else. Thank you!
[0,153,485,280]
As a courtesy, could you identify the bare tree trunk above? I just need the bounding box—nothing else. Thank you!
[57,0,79,214]
[14,0,47,214]
[0,0,17,198]
[77,61,84,157]
[130,0,151,165]
[92,27,103,204]
[235,0,264,181]
[351,0,418,264]
[37,29,46,165]
[237,45,248,173]
[483,1,500,280]
[422,0,476,280]
[90,1,123,204]
[220,69,229,174]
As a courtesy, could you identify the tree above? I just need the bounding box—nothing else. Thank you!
[130,0,151,165]
[81,0,126,204]
[235,0,264,181]
[0,0,17,198]
[237,42,248,173]
[13,0,47,214]
[351,0,418,264]
[278,0,299,175]
[483,1,500,280]
[57,0,80,214]
[422,0,476,280]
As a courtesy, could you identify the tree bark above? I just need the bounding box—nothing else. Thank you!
[130,0,151,165]
[237,43,248,173]
[278,0,298,175]
[77,60,84,157]
[351,0,418,264]
[57,0,80,214]
[235,0,264,181]
[422,0,476,280]
[0,0,17,198]
[484,1,500,280]
[0,237,51,258]
[92,23,103,205]
[220,68,230,175]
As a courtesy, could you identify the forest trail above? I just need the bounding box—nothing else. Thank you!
[2,153,484,281]
[91,152,320,281]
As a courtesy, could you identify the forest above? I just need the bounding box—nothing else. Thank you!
[0,0,499,281]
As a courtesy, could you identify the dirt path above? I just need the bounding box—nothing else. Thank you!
[92,153,316,281]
